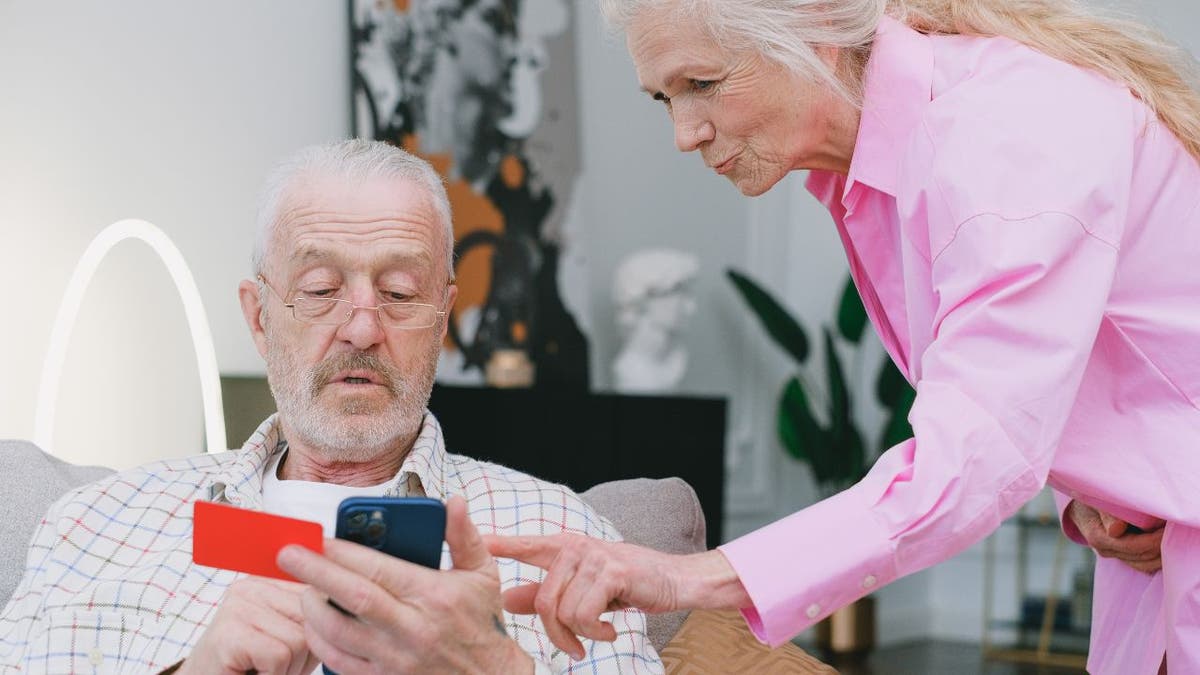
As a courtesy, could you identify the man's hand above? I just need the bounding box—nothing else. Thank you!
[1067,500,1165,574]
[277,496,532,675]
[484,534,748,659]
[178,577,317,675]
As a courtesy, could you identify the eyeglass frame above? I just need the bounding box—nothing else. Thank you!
[256,274,451,330]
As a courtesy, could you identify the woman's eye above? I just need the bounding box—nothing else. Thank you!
[691,79,715,92]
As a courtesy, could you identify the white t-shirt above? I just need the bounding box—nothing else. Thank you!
[260,450,397,537]
[261,450,401,675]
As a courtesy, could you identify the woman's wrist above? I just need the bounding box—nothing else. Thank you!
[679,549,752,611]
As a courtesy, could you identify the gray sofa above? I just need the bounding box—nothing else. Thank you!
[0,439,705,650]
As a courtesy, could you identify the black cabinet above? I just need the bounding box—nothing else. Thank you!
[428,385,727,548]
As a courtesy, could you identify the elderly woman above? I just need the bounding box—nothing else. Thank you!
[487,0,1200,672]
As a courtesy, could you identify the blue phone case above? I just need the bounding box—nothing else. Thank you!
[323,497,446,674]
[333,496,446,568]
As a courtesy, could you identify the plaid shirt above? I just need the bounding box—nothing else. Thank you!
[0,414,662,674]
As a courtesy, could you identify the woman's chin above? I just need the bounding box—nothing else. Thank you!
[725,164,786,197]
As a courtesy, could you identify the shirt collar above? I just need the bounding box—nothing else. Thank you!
[842,15,935,198]
[214,411,450,507]
[387,412,449,501]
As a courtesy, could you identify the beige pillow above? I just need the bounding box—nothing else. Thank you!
[579,477,707,650]
[660,609,837,674]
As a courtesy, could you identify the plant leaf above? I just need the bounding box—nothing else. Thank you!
[875,358,909,408]
[823,327,852,436]
[836,276,868,343]
[777,377,834,483]
[844,426,868,486]
[880,386,917,452]
[727,268,810,364]
[822,327,867,487]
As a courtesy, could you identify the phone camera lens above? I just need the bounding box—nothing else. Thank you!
[366,520,386,543]
[348,512,368,529]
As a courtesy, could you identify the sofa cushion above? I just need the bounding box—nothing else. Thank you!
[659,609,837,674]
[580,477,706,651]
[0,440,116,607]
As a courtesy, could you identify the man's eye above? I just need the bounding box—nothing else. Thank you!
[303,289,337,298]
[386,292,413,302]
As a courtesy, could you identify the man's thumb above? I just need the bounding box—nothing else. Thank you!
[445,495,492,571]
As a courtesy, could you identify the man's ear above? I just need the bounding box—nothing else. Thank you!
[238,279,270,358]
[439,284,459,342]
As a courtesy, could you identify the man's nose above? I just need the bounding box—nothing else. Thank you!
[336,301,386,350]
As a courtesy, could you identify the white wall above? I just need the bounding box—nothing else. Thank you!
[0,1,348,466]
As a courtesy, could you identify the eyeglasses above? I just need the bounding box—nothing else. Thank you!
[257,275,446,330]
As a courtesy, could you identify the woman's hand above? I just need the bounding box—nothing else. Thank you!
[1067,500,1165,574]
[484,534,749,659]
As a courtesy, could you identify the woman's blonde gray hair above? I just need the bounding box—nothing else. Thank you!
[253,138,455,279]
[599,0,1200,161]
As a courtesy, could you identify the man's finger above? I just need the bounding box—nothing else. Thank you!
[222,578,308,627]
[305,619,370,675]
[445,496,491,572]
[484,534,567,569]
[502,583,542,615]
[277,543,419,623]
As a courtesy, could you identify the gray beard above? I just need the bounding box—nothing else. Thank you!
[264,332,440,463]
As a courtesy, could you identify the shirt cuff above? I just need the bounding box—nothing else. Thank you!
[1053,489,1087,546]
[718,485,896,647]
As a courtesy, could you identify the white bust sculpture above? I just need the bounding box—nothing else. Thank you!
[612,249,699,393]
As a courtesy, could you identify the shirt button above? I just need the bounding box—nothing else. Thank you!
[88,648,103,666]
[863,575,878,589]
[806,603,821,619]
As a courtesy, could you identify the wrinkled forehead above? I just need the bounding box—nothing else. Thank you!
[628,8,724,82]
[268,174,449,280]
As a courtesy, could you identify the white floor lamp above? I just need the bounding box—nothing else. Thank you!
[34,219,227,456]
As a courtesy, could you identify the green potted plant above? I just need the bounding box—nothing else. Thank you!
[726,268,917,656]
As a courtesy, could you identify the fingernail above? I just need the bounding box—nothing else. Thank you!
[277,545,300,565]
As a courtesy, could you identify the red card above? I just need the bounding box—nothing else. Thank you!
[193,501,323,581]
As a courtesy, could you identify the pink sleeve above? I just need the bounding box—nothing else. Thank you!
[720,212,1119,646]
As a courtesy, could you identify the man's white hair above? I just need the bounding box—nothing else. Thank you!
[252,138,455,278]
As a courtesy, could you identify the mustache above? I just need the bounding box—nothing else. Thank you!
[308,352,402,398]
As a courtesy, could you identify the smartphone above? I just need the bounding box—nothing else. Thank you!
[324,497,446,675]
[334,496,446,568]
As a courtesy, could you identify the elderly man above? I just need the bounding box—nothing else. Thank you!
[0,139,660,674]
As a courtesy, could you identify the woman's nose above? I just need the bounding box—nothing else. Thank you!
[673,114,715,152]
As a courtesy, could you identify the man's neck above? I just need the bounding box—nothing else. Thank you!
[276,436,414,487]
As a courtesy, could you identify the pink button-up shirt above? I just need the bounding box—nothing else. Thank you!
[719,17,1200,673]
